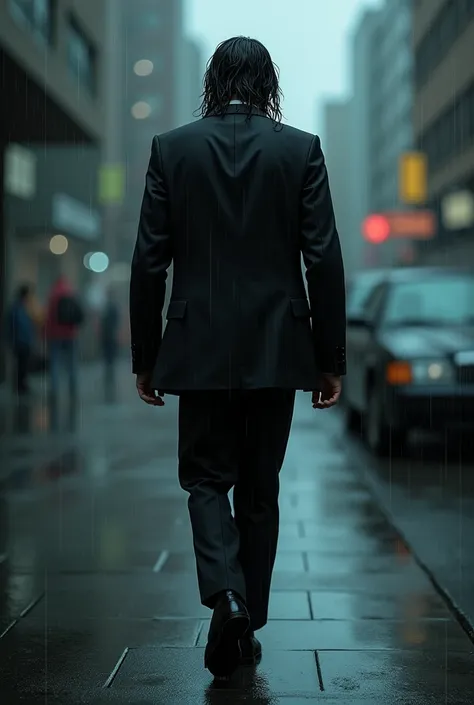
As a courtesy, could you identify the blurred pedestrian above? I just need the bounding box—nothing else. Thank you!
[6,284,35,395]
[130,36,346,679]
[100,288,120,400]
[44,276,84,401]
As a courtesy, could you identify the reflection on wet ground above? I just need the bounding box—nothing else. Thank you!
[342,417,474,637]
[0,363,473,703]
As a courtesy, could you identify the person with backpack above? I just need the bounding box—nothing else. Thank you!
[44,276,84,401]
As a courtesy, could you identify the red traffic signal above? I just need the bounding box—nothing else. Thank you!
[362,215,390,244]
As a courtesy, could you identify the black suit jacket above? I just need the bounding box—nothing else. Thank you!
[130,104,346,392]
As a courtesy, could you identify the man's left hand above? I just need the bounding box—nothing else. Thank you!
[136,372,164,406]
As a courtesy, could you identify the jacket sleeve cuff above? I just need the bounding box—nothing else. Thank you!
[131,341,159,375]
[316,345,346,376]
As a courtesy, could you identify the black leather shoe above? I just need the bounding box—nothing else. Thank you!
[204,590,250,678]
[239,631,262,666]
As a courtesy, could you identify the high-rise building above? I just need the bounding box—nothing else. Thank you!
[413,0,474,265]
[346,8,380,271]
[345,1,416,270]
[119,0,185,261]
[0,0,107,379]
[367,0,414,266]
[322,100,355,273]
[174,36,205,127]
[185,38,205,123]
[96,0,128,316]
[369,0,414,214]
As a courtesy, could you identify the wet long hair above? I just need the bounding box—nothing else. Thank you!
[197,37,283,123]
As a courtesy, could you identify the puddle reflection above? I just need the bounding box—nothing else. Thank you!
[0,394,80,437]
[205,668,276,704]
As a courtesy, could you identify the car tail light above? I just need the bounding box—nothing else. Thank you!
[386,361,412,385]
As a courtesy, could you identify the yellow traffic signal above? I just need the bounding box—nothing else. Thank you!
[399,152,427,205]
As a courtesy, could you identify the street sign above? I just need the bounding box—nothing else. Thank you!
[386,210,435,239]
[362,211,435,242]
[99,164,125,205]
[399,152,427,204]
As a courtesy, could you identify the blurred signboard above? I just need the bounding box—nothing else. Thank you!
[386,211,435,239]
[99,164,125,205]
[5,144,36,199]
[399,152,427,204]
[441,190,474,230]
[362,211,435,243]
[52,193,101,240]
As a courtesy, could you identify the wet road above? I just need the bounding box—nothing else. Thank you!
[0,362,473,703]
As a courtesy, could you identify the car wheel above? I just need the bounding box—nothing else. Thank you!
[366,384,407,457]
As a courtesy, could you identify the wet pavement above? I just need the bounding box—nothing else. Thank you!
[0,362,473,703]
[341,418,474,635]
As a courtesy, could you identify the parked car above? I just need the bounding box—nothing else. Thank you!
[342,269,390,404]
[344,266,474,456]
[346,269,390,319]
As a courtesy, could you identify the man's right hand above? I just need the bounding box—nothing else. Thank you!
[312,373,342,409]
[136,372,165,406]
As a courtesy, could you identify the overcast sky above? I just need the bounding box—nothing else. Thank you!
[185,0,382,134]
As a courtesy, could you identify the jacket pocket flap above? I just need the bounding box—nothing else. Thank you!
[290,298,311,318]
[166,300,187,319]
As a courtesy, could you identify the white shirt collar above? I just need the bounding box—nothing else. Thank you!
[229,100,244,105]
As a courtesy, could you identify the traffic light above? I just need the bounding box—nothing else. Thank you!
[362,214,390,243]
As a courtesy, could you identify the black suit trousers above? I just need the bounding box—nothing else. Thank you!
[178,388,295,631]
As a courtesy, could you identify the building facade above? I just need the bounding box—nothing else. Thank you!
[179,38,205,125]
[119,0,185,253]
[0,0,107,379]
[346,8,381,272]
[413,0,474,265]
[367,0,414,266]
[322,100,355,273]
[369,0,414,213]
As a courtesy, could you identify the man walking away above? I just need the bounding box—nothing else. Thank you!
[129,36,346,680]
[7,284,35,396]
[44,276,84,402]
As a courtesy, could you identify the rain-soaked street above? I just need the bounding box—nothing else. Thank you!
[1,362,473,704]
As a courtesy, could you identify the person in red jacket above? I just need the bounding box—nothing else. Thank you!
[44,276,84,400]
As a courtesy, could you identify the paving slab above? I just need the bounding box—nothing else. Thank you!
[318,649,474,703]
[309,589,451,621]
[111,647,322,699]
[197,618,472,652]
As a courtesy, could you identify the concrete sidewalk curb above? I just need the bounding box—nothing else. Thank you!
[357,461,474,645]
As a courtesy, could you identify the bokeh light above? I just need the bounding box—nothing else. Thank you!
[362,215,390,244]
[89,252,110,273]
[133,59,153,76]
[49,234,68,255]
[131,101,151,119]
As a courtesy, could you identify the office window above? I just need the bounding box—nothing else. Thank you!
[67,17,96,97]
[421,80,474,172]
[415,0,472,89]
[9,0,54,44]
